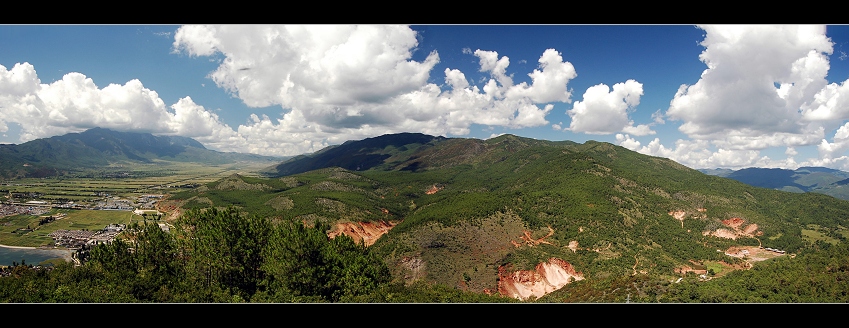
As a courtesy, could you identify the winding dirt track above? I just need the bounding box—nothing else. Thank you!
[513,226,555,247]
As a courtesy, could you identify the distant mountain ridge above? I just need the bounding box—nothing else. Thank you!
[266,132,583,177]
[699,166,849,200]
[268,132,448,176]
[0,127,282,179]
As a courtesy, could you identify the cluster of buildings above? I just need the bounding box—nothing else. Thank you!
[93,197,134,211]
[48,224,126,249]
[0,204,50,218]
[4,186,166,214]
[763,247,786,254]
[136,194,164,210]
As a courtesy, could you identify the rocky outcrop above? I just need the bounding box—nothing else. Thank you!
[327,220,397,246]
[567,240,579,253]
[704,217,762,240]
[497,258,584,300]
[722,217,745,229]
[425,184,444,195]
[400,256,426,282]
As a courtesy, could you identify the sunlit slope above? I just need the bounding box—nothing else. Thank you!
[174,133,849,295]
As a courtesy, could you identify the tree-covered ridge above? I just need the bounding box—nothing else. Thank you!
[534,240,849,303]
[166,135,849,300]
[4,133,849,302]
[270,132,446,176]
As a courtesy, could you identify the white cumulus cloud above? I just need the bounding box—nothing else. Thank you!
[649,25,849,170]
[174,25,439,111]
[615,133,641,150]
[504,49,577,103]
[568,79,652,135]
[171,25,581,156]
[0,62,173,141]
[0,62,252,154]
[0,26,588,158]
[667,25,835,146]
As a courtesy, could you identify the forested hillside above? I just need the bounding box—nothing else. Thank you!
[1,208,507,302]
[3,133,849,302]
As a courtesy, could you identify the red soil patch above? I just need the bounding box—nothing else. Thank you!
[327,220,398,246]
[497,258,584,300]
[706,217,762,240]
[512,226,555,247]
[425,184,444,195]
[155,197,184,222]
[722,217,745,229]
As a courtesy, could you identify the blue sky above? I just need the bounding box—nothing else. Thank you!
[3,25,849,170]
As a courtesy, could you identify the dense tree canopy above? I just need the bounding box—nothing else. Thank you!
[0,207,402,303]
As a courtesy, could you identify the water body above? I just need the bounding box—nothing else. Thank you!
[0,245,73,267]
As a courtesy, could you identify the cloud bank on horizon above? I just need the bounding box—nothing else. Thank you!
[617,25,849,170]
[2,25,849,171]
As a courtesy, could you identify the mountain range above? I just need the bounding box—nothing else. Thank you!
[168,132,849,301]
[699,166,849,200]
[5,129,849,301]
[0,127,282,179]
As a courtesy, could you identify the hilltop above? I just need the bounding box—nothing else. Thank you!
[265,132,446,176]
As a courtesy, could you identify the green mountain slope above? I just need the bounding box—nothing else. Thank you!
[172,133,849,301]
[268,132,447,176]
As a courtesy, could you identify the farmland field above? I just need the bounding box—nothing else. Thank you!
[0,209,146,247]
[1,161,273,248]
[2,161,269,203]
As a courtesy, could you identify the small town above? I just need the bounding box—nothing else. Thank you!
[47,224,126,249]
[1,191,167,264]
[1,191,164,214]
